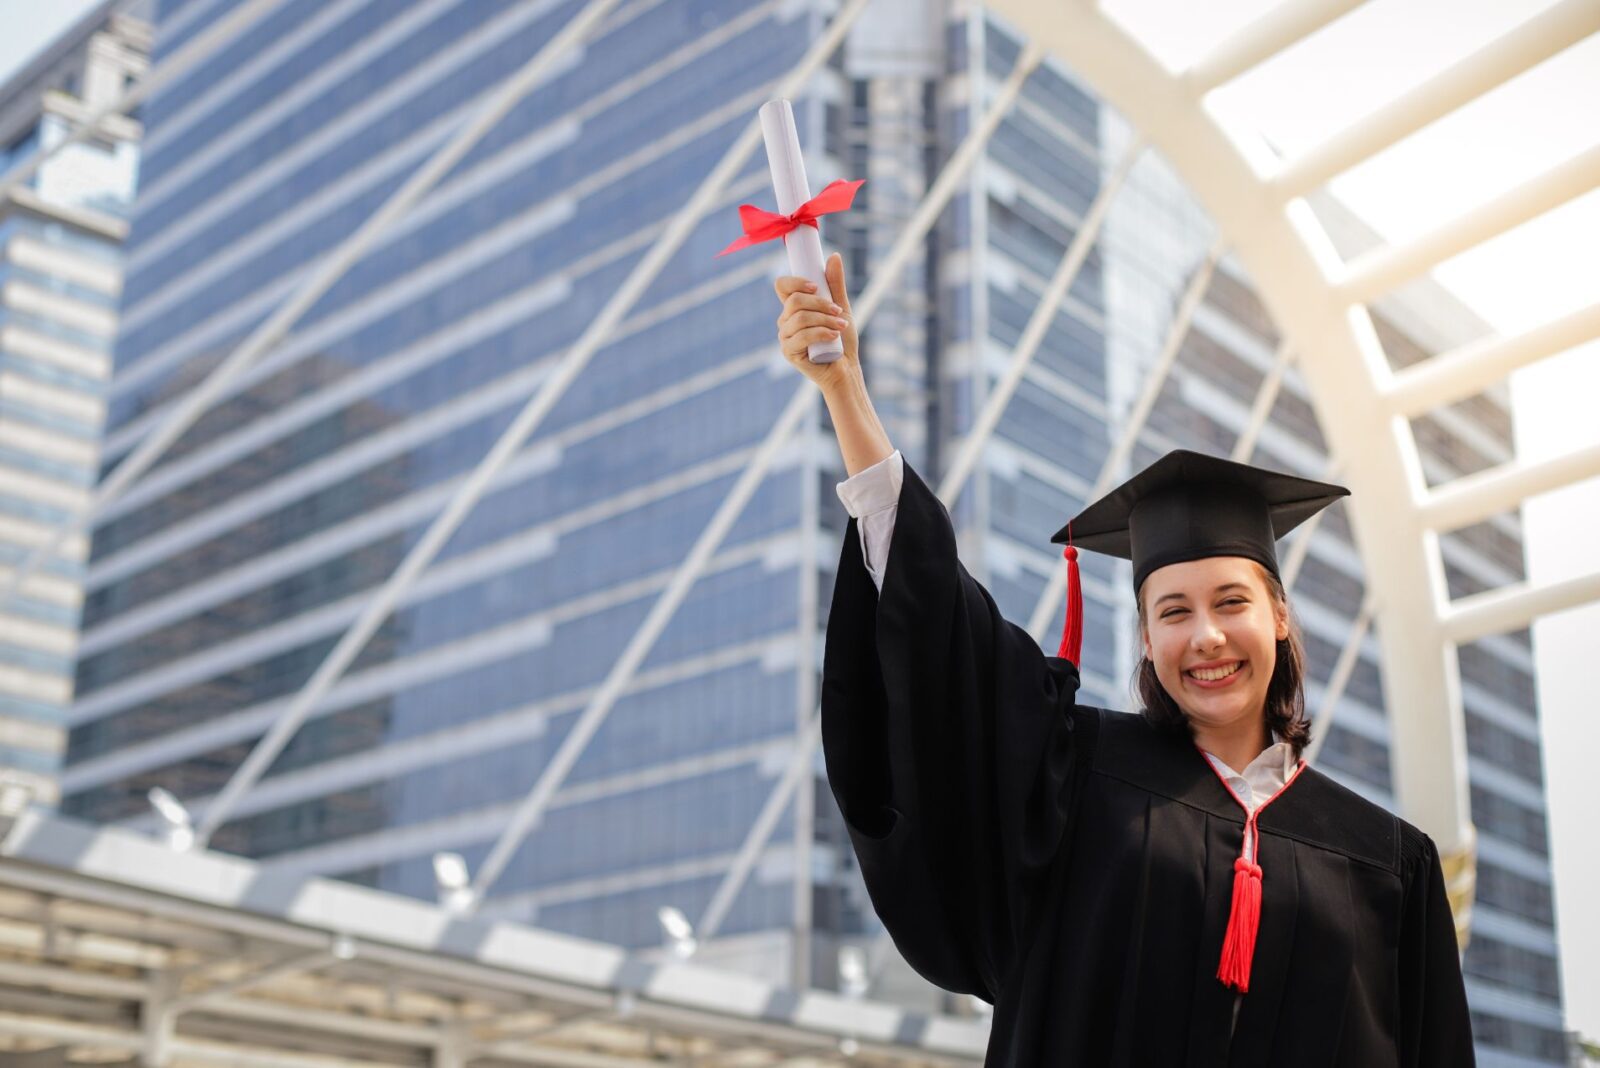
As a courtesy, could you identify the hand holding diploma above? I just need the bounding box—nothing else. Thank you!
[774,251,860,396]
[718,98,863,364]
[718,98,886,473]
[777,251,894,479]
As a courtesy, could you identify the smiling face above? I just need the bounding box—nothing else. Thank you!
[1138,556,1289,738]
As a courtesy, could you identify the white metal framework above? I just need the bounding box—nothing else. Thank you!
[990,0,1600,933]
[0,807,986,1065]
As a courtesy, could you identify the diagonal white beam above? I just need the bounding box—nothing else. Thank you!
[1443,569,1600,645]
[0,0,627,617]
[1277,488,1346,655]
[1384,301,1600,417]
[463,1007,608,1053]
[196,0,873,850]
[937,140,1143,504]
[1181,0,1369,94]
[1417,442,1600,533]
[170,945,343,1015]
[691,45,1049,940]
[1025,244,1223,642]
[1303,592,1376,764]
[1335,142,1600,306]
[465,393,822,908]
[0,0,284,202]
[1280,461,1342,592]
[175,0,635,847]
[473,33,1043,916]
[1230,341,1294,462]
[697,714,821,944]
[1270,0,1600,198]
[1279,511,1323,593]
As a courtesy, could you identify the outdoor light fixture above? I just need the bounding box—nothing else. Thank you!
[836,947,870,1062]
[0,773,34,839]
[146,787,194,851]
[837,944,869,999]
[656,905,697,960]
[0,773,33,817]
[431,851,477,914]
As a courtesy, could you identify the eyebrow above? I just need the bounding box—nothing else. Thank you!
[1154,582,1251,606]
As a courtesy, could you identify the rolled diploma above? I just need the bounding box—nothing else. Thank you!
[758,99,843,364]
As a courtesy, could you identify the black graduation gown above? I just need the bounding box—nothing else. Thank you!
[820,459,1476,1066]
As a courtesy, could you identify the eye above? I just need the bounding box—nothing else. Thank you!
[1219,597,1248,608]
[1160,606,1189,619]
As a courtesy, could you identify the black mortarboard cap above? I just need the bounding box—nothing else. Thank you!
[1045,450,1348,667]
[1055,449,1349,592]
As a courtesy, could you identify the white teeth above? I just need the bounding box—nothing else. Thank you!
[1189,662,1242,682]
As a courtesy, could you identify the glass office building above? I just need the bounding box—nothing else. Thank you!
[61,0,1563,1060]
[0,2,147,808]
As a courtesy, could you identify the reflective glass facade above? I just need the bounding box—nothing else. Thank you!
[64,1,1564,1058]
[0,4,147,809]
[67,0,829,988]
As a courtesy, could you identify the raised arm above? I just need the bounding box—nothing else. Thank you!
[782,254,1088,999]
[820,453,1088,1000]
[774,252,893,476]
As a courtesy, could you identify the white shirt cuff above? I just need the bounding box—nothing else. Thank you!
[835,450,903,518]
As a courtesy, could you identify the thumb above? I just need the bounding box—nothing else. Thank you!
[825,251,851,312]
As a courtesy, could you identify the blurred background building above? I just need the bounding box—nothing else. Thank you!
[0,1,147,808]
[44,1,1565,1064]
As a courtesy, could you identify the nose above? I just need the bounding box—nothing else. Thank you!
[1190,613,1225,654]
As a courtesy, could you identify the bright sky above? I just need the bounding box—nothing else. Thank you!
[0,0,103,90]
[5,0,1597,1038]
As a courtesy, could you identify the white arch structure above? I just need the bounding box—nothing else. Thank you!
[990,0,1600,926]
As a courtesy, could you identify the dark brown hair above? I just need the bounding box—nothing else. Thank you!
[1132,561,1313,758]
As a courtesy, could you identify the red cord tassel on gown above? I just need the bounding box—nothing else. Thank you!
[1057,542,1082,666]
[1198,756,1307,994]
[1218,854,1264,992]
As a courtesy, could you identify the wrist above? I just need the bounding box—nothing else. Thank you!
[822,369,894,477]
[820,363,868,410]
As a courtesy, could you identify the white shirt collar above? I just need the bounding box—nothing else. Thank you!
[1201,730,1299,814]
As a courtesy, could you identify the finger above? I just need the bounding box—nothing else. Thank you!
[783,292,844,318]
[784,326,841,354]
[774,275,820,299]
[783,310,850,334]
[825,252,850,312]
[783,324,842,351]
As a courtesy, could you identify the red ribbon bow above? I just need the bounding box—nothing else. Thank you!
[715,178,865,257]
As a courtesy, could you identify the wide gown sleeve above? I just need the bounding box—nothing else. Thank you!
[1397,830,1477,1066]
[820,457,1086,1001]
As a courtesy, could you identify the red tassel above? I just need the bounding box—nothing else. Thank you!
[1218,854,1263,992]
[1057,541,1083,665]
[1197,750,1308,995]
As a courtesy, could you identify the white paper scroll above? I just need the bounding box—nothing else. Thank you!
[758,98,843,364]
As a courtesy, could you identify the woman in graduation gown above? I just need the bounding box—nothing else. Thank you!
[775,256,1475,1066]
